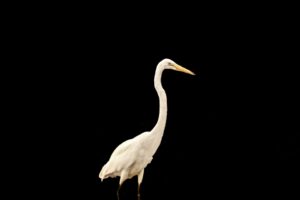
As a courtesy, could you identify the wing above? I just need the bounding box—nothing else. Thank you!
[110,139,134,158]
[110,131,149,159]
[99,132,150,179]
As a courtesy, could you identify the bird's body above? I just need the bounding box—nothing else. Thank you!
[99,58,194,199]
[100,131,152,181]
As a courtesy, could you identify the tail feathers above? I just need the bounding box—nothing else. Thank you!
[99,164,118,181]
[99,164,107,181]
[99,163,116,181]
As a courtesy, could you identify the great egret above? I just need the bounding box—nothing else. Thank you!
[99,58,195,200]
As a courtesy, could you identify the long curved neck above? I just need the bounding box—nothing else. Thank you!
[151,66,167,134]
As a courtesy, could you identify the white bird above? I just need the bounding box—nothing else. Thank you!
[99,58,195,200]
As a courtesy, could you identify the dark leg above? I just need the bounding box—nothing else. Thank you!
[137,170,144,200]
[118,171,127,200]
[117,184,121,200]
[137,184,141,200]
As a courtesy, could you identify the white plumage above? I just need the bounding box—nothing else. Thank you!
[99,58,195,199]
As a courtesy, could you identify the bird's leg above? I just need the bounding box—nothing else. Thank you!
[137,184,141,200]
[137,170,144,200]
[117,184,121,200]
[117,171,127,200]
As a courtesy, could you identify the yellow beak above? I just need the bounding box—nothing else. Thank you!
[174,64,195,75]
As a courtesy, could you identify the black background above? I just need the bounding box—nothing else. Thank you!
[10,4,299,199]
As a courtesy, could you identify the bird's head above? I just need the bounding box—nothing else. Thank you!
[159,58,195,75]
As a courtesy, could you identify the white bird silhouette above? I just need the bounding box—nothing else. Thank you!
[99,58,195,200]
